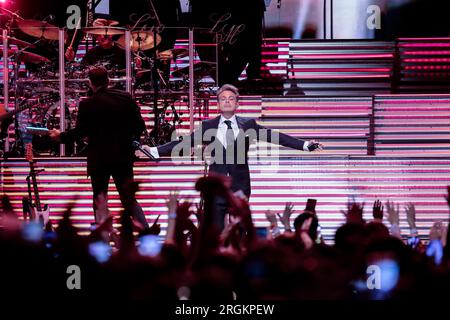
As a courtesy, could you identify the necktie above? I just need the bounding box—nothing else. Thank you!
[224,120,235,164]
[224,120,235,147]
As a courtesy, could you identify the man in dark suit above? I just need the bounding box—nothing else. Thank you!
[144,84,323,230]
[49,66,148,229]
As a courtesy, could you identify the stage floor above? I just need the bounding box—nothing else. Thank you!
[1,155,449,242]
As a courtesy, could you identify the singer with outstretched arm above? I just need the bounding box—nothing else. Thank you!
[143,84,324,230]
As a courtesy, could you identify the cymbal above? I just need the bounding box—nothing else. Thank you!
[116,31,162,51]
[156,48,189,61]
[172,61,216,78]
[171,48,189,59]
[0,7,25,20]
[0,35,35,48]
[157,50,173,61]
[17,19,61,41]
[92,19,120,27]
[83,26,126,36]
[18,51,51,64]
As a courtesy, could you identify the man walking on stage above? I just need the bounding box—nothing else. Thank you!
[49,66,148,230]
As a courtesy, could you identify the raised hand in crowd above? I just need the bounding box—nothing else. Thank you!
[265,209,281,238]
[194,202,204,226]
[341,200,365,224]
[445,186,450,258]
[427,220,446,265]
[193,175,230,267]
[405,203,417,232]
[430,221,446,245]
[174,201,198,261]
[221,215,243,255]
[165,190,179,244]
[174,201,197,240]
[386,201,400,225]
[446,186,450,208]
[278,202,294,232]
[148,215,161,236]
[299,216,314,250]
[373,199,384,223]
[230,195,256,249]
[403,202,426,251]
[386,200,401,238]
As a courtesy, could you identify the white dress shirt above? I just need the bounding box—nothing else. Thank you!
[217,115,239,148]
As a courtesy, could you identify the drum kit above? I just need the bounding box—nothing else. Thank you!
[1,7,217,156]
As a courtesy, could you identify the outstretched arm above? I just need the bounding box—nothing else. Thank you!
[147,125,205,158]
[53,101,90,143]
[253,120,323,152]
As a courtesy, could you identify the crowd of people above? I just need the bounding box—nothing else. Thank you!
[1,174,449,303]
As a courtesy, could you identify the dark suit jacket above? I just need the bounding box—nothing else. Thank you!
[60,88,145,175]
[157,115,306,197]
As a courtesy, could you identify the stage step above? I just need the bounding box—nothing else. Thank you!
[259,96,372,155]
[374,94,450,156]
[285,40,394,96]
[395,38,450,93]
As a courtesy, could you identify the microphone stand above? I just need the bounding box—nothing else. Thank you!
[198,144,209,214]
[152,29,160,140]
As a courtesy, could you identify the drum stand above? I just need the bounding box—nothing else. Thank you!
[5,38,46,157]
[8,54,26,157]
